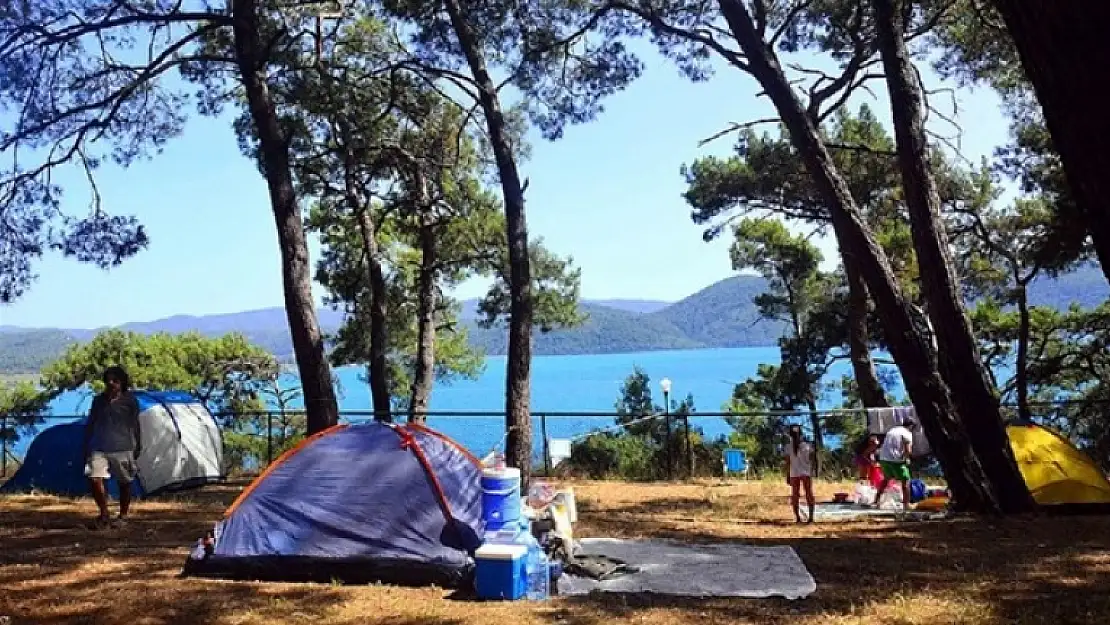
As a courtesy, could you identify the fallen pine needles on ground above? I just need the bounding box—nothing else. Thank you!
[2,479,1109,625]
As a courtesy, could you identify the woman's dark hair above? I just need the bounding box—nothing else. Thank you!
[788,424,802,455]
[102,365,131,392]
[855,434,880,455]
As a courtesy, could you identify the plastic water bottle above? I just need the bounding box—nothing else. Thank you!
[525,545,549,600]
[879,485,903,510]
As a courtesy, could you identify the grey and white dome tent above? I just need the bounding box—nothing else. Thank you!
[2,390,224,497]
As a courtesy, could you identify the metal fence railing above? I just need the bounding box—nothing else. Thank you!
[2,408,861,480]
[2,401,1103,482]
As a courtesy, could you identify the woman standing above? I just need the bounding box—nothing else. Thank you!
[784,424,815,524]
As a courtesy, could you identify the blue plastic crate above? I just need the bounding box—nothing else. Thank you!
[474,543,528,600]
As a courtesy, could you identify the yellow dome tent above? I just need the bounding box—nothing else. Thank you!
[1007,423,1110,506]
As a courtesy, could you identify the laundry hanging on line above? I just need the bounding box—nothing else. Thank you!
[866,406,931,458]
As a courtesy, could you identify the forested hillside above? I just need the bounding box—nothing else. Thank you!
[2,268,1106,374]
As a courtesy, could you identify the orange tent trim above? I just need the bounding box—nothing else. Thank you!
[405,422,482,467]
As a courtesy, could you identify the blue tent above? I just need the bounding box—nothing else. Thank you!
[183,421,484,587]
[0,419,143,498]
[1,390,223,498]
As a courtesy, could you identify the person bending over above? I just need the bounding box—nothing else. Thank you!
[873,417,918,512]
[784,425,816,524]
[83,366,142,529]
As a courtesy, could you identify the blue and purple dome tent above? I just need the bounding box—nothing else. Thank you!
[183,421,485,587]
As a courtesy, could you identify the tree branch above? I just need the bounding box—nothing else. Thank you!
[606,0,750,72]
[698,117,778,147]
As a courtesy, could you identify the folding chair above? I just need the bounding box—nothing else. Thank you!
[722,448,748,479]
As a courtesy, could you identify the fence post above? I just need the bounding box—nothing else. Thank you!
[815,413,823,477]
[1,412,7,478]
[541,413,550,476]
[266,411,274,466]
[684,413,694,478]
[665,408,674,480]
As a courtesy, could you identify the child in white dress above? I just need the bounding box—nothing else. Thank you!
[784,424,816,523]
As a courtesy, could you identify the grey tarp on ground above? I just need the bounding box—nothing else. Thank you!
[813,502,948,522]
[557,538,816,600]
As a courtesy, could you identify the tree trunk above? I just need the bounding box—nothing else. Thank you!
[321,40,390,422]
[844,254,890,408]
[990,0,1110,285]
[1015,282,1031,423]
[716,0,999,513]
[442,0,533,485]
[409,208,437,423]
[353,204,392,423]
[231,0,338,436]
[871,0,1035,514]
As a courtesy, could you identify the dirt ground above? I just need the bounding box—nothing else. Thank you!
[3,478,1110,625]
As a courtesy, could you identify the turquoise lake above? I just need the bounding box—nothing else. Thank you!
[16,346,910,460]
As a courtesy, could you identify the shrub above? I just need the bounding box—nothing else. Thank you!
[565,433,662,481]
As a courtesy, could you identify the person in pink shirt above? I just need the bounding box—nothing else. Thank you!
[855,434,884,490]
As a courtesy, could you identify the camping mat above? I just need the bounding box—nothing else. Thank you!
[557,538,816,600]
[813,502,947,522]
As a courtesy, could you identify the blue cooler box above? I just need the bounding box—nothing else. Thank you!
[474,543,528,600]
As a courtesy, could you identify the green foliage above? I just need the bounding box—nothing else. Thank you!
[730,218,825,327]
[565,366,715,481]
[931,0,1026,101]
[682,105,972,299]
[567,433,660,481]
[932,0,1086,268]
[311,194,492,405]
[968,299,1110,468]
[0,380,54,444]
[723,364,793,473]
[379,0,642,143]
[717,214,882,476]
[474,241,586,333]
[236,9,588,409]
[0,2,172,303]
[939,119,1109,450]
[222,409,306,474]
[611,366,695,445]
[35,329,282,468]
[38,330,277,415]
[944,130,1096,423]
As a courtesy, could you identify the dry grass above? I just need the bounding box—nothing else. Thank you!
[3,478,1110,625]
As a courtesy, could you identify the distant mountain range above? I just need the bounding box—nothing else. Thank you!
[2,266,1108,374]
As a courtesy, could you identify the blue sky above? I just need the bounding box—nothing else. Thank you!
[0,43,1012,330]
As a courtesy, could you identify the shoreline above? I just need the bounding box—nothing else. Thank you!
[3,344,787,379]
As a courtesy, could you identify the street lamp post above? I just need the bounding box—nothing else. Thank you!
[661,377,673,480]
